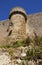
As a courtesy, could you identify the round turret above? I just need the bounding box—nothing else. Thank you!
[9,7,27,22]
[7,7,27,43]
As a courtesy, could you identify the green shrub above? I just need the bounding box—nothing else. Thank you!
[22,61,25,65]
[33,34,42,46]
[12,40,26,48]
[26,46,42,61]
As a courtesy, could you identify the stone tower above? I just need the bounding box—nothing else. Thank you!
[7,7,27,43]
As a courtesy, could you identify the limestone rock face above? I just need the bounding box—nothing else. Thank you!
[28,60,36,65]
[0,7,42,44]
[27,13,42,37]
[0,20,9,44]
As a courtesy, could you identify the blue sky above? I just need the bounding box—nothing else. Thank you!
[0,0,42,20]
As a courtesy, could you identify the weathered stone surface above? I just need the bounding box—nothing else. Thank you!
[27,13,42,37]
[37,59,42,65]
[28,60,36,65]
[0,7,42,43]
